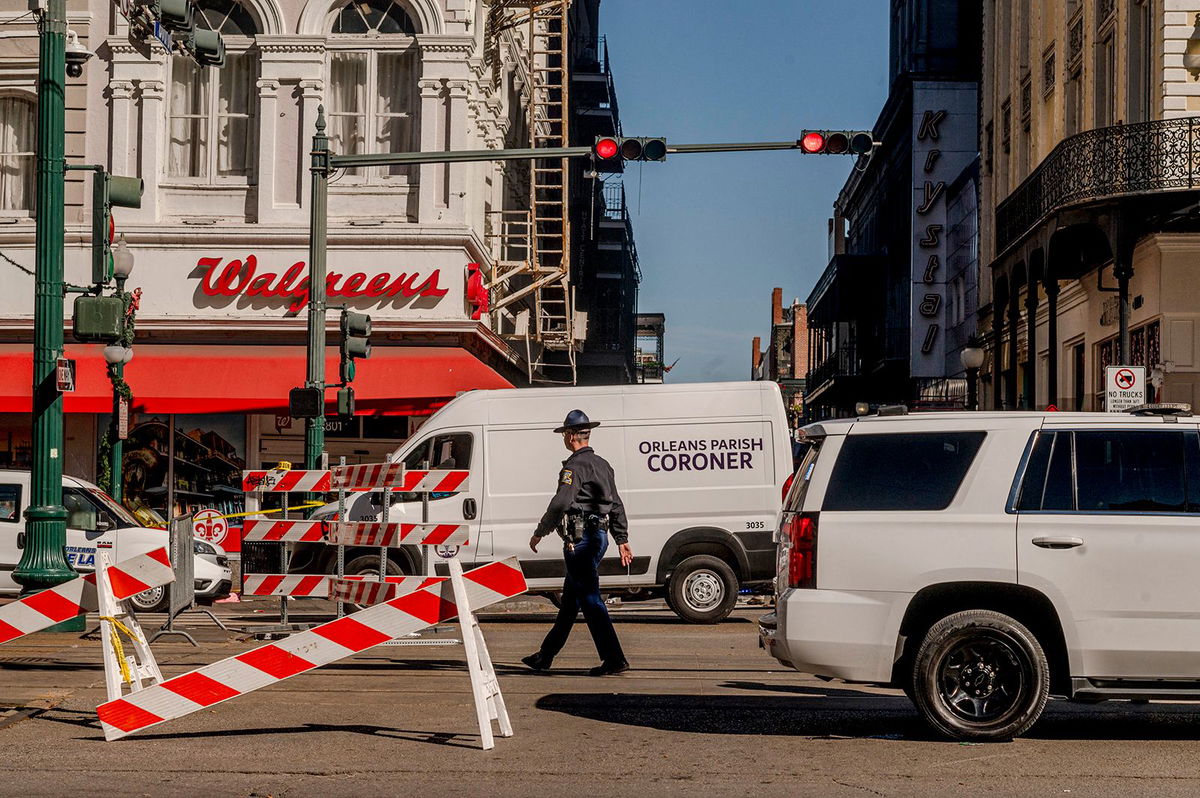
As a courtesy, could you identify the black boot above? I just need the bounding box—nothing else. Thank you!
[588,659,629,676]
[522,652,553,672]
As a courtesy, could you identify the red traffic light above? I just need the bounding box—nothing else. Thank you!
[594,137,619,159]
[800,132,826,153]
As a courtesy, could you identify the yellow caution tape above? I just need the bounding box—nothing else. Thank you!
[99,615,138,685]
[211,501,325,522]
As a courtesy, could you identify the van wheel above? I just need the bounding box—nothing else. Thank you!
[911,609,1049,741]
[667,555,738,624]
[343,555,408,610]
[128,585,169,614]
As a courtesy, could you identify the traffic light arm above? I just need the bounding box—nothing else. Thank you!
[328,139,858,169]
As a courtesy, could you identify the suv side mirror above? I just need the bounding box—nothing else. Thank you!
[95,517,112,532]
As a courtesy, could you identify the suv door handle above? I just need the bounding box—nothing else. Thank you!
[462,497,477,520]
[1032,536,1084,549]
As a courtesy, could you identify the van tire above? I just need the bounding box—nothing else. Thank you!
[667,555,738,624]
[128,585,169,613]
[911,609,1049,741]
[343,555,409,609]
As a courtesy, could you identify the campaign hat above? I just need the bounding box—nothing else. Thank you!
[554,409,600,433]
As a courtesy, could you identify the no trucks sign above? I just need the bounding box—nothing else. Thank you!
[1104,365,1146,412]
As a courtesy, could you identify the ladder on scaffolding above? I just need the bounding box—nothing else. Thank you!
[486,0,577,385]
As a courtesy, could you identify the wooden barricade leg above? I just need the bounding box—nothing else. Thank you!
[447,557,512,749]
[97,553,164,703]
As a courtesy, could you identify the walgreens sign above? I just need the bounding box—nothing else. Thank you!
[198,255,449,312]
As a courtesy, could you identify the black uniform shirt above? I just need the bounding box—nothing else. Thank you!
[533,446,629,544]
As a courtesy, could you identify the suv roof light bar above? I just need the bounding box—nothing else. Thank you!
[1128,403,1193,417]
[876,404,909,416]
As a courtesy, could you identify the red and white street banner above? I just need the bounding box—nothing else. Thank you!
[241,574,331,598]
[330,575,443,605]
[241,519,325,543]
[241,470,332,493]
[398,469,470,493]
[97,557,527,740]
[0,548,174,645]
[327,521,468,548]
[330,462,406,491]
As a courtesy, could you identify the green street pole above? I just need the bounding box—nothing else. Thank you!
[15,0,81,627]
[304,107,330,471]
[111,274,127,503]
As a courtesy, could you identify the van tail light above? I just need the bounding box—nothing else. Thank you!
[781,472,795,502]
[783,511,819,589]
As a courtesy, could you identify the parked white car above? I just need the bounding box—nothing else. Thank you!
[0,470,232,612]
[306,381,792,623]
[760,405,1200,740]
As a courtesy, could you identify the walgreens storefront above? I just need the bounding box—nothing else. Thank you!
[0,242,522,525]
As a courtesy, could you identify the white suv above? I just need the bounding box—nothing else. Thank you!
[760,405,1200,741]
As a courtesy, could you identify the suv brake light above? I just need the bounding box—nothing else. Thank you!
[783,512,818,589]
[781,472,795,502]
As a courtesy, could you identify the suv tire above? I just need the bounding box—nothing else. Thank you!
[667,555,738,624]
[128,585,169,614]
[911,609,1049,741]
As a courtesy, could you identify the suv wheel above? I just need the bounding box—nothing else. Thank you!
[667,555,738,624]
[911,609,1049,741]
[128,585,169,614]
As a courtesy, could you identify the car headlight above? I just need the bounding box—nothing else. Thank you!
[194,540,218,556]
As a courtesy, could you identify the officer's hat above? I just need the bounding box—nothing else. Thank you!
[554,409,600,433]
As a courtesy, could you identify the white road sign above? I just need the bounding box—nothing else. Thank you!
[1105,365,1146,412]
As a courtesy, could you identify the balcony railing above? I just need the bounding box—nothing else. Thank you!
[806,344,860,392]
[995,116,1200,254]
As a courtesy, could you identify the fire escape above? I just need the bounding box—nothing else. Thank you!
[485,1,578,384]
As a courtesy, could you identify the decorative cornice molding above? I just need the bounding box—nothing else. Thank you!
[257,37,327,54]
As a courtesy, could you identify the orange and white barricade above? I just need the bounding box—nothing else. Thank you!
[0,547,175,704]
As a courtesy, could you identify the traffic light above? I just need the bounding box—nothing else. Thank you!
[191,27,225,67]
[593,136,668,162]
[91,172,143,285]
[72,295,125,342]
[289,387,323,419]
[336,386,355,417]
[339,309,371,383]
[799,130,875,155]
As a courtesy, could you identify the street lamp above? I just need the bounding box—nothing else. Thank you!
[106,234,135,503]
[961,337,985,411]
[112,233,134,279]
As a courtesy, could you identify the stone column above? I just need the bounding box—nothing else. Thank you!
[416,77,445,222]
[1045,276,1060,407]
[255,78,280,223]
[108,79,135,175]
[298,79,324,212]
[138,79,165,223]
[1024,273,1038,409]
[445,79,470,223]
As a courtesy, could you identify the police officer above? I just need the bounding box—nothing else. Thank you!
[522,410,632,676]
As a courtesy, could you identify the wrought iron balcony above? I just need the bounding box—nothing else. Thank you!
[995,116,1200,254]
[806,344,860,393]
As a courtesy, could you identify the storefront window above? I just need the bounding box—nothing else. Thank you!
[102,414,247,526]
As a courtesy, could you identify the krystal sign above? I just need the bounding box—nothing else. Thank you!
[34,247,468,321]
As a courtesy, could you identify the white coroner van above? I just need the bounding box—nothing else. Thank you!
[313,381,792,623]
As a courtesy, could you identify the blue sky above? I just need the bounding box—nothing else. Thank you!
[600,1,892,383]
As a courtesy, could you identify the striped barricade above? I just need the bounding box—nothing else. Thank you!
[396,469,469,493]
[327,521,468,548]
[329,575,442,606]
[96,557,527,741]
[329,463,470,493]
[242,518,325,543]
[241,573,422,598]
[0,548,174,644]
[242,469,332,493]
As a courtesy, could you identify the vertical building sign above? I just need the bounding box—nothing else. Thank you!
[910,83,978,377]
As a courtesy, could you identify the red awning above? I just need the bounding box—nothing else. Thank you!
[0,344,512,415]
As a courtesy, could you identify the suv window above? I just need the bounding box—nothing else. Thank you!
[1017,430,1199,513]
[822,431,986,512]
[0,483,20,522]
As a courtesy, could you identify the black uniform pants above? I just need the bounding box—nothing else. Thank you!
[538,525,626,665]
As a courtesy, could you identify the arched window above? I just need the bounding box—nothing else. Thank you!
[0,95,35,212]
[167,0,258,180]
[327,0,419,181]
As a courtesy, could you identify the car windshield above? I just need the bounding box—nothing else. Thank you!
[85,488,143,528]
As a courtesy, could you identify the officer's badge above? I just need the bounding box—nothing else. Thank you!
[561,469,574,485]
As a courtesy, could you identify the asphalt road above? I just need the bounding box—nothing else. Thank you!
[2,599,1200,797]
